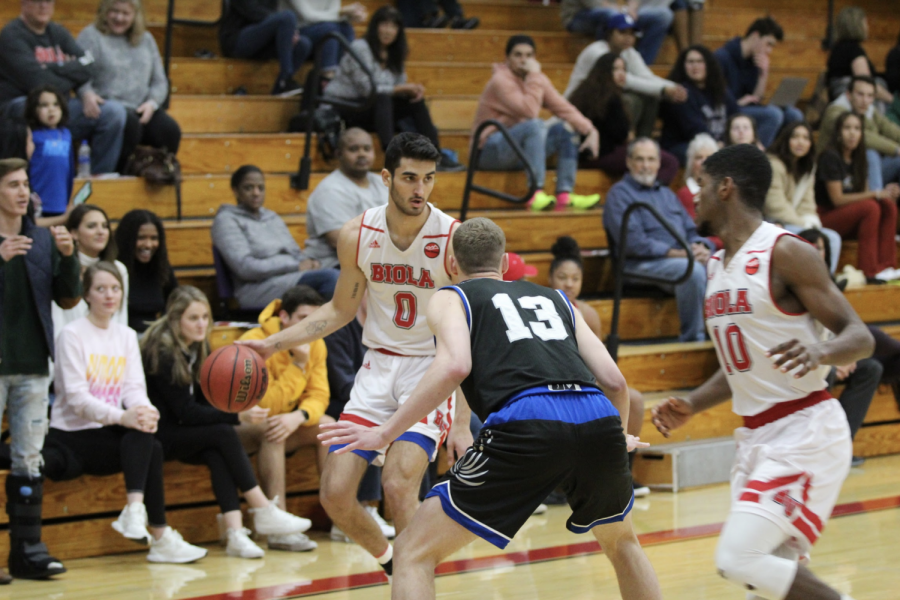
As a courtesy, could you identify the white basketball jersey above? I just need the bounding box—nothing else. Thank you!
[357,203,458,356]
[705,222,829,417]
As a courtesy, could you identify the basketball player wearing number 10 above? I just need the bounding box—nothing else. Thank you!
[653,144,873,600]
[239,133,473,577]
[319,218,662,600]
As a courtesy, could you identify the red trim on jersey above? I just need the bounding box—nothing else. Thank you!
[745,473,805,492]
[742,390,831,429]
[769,232,809,316]
[339,413,379,428]
[374,347,412,357]
[745,249,769,254]
[444,220,461,278]
[739,491,761,503]
[362,224,385,233]
[422,233,450,238]
[709,256,721,261]
[799,504,825,532]
[356,210,369,265]
[791,515,820,545]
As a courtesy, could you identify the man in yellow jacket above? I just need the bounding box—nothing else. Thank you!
[238,286,333,551]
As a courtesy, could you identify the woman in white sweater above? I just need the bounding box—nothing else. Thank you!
[764,121,842,273]
[49,262,207,564]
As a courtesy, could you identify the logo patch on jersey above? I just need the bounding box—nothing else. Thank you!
[745,257,760,275]
[548,383,582,392]
[370,263,436,289]
[369,240,381,249]
[362,361,371,370]
[424,242,441,259]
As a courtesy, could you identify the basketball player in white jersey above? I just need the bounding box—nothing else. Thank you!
[239,133,472,577]
[652,144,873,600]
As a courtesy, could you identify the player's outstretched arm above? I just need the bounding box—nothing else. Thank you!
[319,289,472,453]
[768,236,874,376]
[653,368,731,437]
[239,218,368,359]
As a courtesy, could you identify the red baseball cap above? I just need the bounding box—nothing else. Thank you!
[504,252,538,281]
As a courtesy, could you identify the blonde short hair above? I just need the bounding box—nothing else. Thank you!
[94,0,147,46]
[834,7,867,43]
[452,218,506,275]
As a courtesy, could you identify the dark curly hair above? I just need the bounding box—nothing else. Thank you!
[550,236,583,275]
[668,45,728,106]
[25,85,69,130]
[114,209,173,287]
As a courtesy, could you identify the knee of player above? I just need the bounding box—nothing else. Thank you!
[714,537,757,583]
[381,473,417,505]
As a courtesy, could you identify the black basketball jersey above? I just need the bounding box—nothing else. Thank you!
[445,278,599,422]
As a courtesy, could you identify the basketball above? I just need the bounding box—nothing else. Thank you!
[200,345,269,413]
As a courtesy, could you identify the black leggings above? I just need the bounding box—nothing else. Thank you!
[45,426,167,527]
[118,108,182,171]
[339,93,440,151]
[871,325,900,384]
[157,423,259,514]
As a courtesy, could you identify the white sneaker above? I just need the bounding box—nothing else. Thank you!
[330,524,352,543]
[532,503,548,515]
[250,497,312,535]
[226,527,265,559]
[111,502,151,544]
[633,484,651,498]
[147,527,208,563]
[268,531,318,552]
[366,506,396,539]
[874,267,900,281]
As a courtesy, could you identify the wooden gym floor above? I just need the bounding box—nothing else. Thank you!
[1,454,897,599]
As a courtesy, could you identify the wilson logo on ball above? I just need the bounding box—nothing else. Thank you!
[745,257,760,275]
[233,359,254,407]
[424,242,440,259]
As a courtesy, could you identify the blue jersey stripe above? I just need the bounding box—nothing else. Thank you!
[440,285,471,330]
[483,388,619,428]
[555,288,577,333]
[425,481,511,549]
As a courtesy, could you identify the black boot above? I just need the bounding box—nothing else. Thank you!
[6,474,66,579]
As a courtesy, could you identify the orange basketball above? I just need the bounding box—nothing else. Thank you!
[200,345,268,413]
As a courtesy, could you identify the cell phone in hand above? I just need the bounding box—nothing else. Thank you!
[72,180,92,206]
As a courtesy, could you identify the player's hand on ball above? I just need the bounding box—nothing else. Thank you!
[235,338,275,361]
[651,397,693,438]
[625,435,649,452]
[318,421,386,453]
[766,339,823,378]
[239,406,269,425]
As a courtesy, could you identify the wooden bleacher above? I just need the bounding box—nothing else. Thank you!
[1,0,899,563]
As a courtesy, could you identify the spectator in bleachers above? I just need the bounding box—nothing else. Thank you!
[236,287,336,522]
[77,0,181,170]
[815,111,899,280]
[887,31,900,97]
[219,0,313,95]
[660,45,737,165]
[604,138,712,342]
[53,204,128,334]
[670,0,704,53]
[714,17,802,148]
[723,113,764,151]
[826,7,892,105]
[560,0,673,66]
[211,166,339,309]
[141,286,316,557]
[675,133,722,250]
[114,209,178,333]
[0,0,126,174]
[396,0,479,30]
[282,0,367,80]
[24,86,73,219]
[473,35,601,211]
[318,290,395,542]
[564,14,687,140]
[49,262,207,563]
[304,129,387,269]
[0,158,77,581]
[568,52,679,184]
[764,122,842,274]
[325,7,462,170]
[819,76,900,189]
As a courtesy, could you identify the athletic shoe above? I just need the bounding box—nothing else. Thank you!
[271,77,301,97]
[366,506,396,539]
[437,154,466,172]
[147,527,208,563]
[874,267,900,281]
[226,528,265,559]
[330,524,352,543]
[250,497,312,535]
[532,503,548,515]
[268,532,318,552]
[851,456,865,468]
[527,190,556,211]
[112,502,151,545]
[633,483,651,498]
[556,191,601,210]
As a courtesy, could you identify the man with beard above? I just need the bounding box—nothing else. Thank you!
[652,143,871,600]
[239,133,473,580]
[603,137,713,341]
[305,128,389,270]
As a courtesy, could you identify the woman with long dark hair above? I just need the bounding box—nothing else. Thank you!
[324,6,459,168]
[568,52,679,184]
[660,44,737,164]
[764,122,842,273]
[815,111,899,280]
[114,209,178,333]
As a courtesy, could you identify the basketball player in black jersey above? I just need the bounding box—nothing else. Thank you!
[319,218,662,600]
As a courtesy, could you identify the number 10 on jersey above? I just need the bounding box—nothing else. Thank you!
[711,323,752,374]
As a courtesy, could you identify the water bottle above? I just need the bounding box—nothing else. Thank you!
[77,140,91,178]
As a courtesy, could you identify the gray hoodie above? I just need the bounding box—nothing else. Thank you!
[210,204,308,308]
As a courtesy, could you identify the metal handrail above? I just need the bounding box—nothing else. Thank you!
[163,0,227,77]
[291,32,377,190]
[459,119,538,222]
[607,201,696,362]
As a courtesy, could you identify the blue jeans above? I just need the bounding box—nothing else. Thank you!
[5,95,126,174]
[232,10,313,80]
[478,119,578,193]
[738,104,804,148]
[298,21,355,70]
[867,149,884,192]
[566,7,673,65]
[879,153,900,185]
[782,223,842,274]
[298,267,340,300]
[0,375,50,476]
[625,257,707,342]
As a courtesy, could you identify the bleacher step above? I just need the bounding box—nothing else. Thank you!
[635,437,736,492]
